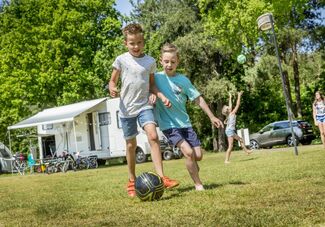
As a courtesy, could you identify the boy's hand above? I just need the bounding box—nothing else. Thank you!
[149,93,157,105]
[161,96,171,108]
[109,86,119,97]
[211,117,224,128]
[238,91,243,96]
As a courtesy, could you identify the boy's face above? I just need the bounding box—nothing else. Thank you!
[124,33,145,57]
[160,52,179,76]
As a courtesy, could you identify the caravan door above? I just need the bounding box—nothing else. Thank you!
[99,112,110,152]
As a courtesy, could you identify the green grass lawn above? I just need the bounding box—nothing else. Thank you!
[1,145,325,226]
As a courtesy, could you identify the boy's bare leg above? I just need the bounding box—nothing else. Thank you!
[126,138,137,180]
[143,123,179,189]
[179,140,202,187]
[193,147,202,172]
[193,146,203,161]
[319,123,325,149]
[143,123,164,177]
[225,136,234,163]
[126,138,137,197]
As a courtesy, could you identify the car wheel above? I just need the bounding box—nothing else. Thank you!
[163,149,174,160]
[249,140,260,150]
[136,147,147,163]
[287,135,298,147]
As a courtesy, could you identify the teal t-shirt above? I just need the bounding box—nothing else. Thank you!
[154,72,200,131]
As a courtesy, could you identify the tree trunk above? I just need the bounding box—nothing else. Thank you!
[292,42,302,118]
[210,101,226,152]
[210,103,219,152]
[282,70,295,118]
[216,100,226,152]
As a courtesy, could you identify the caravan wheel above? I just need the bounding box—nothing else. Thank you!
[136,147,147,164]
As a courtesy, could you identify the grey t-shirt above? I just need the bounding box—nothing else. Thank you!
[112,52,156,118]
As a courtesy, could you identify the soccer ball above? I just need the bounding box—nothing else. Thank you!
[237,54,246,64]
[135,172,164,201]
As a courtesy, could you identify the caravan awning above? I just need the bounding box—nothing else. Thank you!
[8,97,107,130]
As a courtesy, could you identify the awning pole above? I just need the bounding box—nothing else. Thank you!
[8,130,12,154]
[8,130,14,174]
[73,120,78,154]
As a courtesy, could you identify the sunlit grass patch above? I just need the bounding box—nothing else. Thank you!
[0,145,324,226]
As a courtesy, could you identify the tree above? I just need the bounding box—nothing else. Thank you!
[131,0,246,151]
[199,0,325,119]
[0,0,121,142]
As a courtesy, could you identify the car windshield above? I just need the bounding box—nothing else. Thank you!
[274,122,289,130]
[0,145,11,158]
[261,124,273,132]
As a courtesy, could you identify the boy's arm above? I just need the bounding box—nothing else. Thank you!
[149,73,171,108]
[231,91,243,115]
[194,96,224,128]
[108,68,120,97]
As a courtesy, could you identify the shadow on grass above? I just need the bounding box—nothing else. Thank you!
[228,180,247,185]
[240,157,259,162]
[160,183,224,200]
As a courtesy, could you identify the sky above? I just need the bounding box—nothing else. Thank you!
[115,0,133,16]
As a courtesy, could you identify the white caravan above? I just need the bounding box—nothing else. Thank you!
[8,97,164,164]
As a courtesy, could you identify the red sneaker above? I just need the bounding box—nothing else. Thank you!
[127,180,136,197]
[162,176,179,189]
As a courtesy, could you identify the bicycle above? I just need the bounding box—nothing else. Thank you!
[62,154,76,172]
[12,153,27,175]
[44,158,66,174]
[87,155,98,169]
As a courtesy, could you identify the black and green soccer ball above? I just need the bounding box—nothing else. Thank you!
[135,172,164,201]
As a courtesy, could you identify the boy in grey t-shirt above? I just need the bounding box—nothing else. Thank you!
[109,23,179,197]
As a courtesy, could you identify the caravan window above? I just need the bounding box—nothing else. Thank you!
[116,111,122,129]
[42,124,53,130]
[99,112,111,126]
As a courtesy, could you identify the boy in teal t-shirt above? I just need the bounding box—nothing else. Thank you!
[154,43,223,191]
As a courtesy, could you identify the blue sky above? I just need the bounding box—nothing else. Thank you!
[115,0,133,16]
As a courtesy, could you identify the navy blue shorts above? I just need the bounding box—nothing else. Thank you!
[162,127,201,148]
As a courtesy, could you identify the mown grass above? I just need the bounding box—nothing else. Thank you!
[1,145,325,227]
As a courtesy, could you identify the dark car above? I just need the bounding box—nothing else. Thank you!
[249,120,316,150]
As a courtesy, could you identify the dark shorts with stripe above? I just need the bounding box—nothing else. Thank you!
[162,127,201,148]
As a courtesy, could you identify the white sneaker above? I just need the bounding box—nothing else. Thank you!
[195,185,205,191]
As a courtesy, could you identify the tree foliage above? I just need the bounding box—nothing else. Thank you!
[0,0,121,142]
[130,0,324,151]
[0,0,323,151]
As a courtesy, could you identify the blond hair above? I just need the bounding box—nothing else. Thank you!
[122,23,144,40]
[161,43,180,59]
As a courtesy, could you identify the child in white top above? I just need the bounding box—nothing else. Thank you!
[222,91,251,164]
[313,91,325,149]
